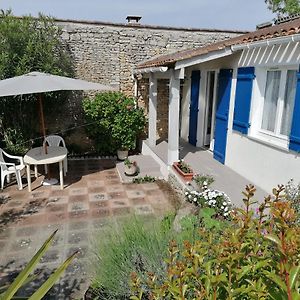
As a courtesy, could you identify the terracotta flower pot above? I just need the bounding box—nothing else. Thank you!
[173,162,193,181]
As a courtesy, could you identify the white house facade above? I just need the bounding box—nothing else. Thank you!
[135,17,300,192]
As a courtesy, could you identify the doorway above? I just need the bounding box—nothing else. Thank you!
[204,70,218,150]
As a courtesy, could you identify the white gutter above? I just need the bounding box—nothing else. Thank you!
[232,33,300,51]
[133,66,168,74]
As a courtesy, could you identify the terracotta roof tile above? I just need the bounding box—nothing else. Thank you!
[137,17,300,70]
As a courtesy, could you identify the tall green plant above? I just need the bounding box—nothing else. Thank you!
[0,230,77,300]
[83,92,145,155]
[131,185,300,300]
[0,10,73,152]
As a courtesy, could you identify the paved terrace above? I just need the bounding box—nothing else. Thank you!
[0,158,175,299]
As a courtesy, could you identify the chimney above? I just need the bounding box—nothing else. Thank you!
[126,15,142,25]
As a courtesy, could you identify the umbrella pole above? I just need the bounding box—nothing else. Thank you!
[38,93,48,154]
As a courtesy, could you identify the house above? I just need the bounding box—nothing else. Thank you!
[134,16,300,193]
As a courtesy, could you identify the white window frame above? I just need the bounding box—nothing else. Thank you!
[249,65,297,149]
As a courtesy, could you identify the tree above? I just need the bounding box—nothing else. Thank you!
[0,10,73,154]
[265,0,300,16]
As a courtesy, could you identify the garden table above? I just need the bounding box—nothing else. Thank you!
[24,146,67,192]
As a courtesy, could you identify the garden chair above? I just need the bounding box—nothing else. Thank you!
[0,148,25,190]
[43,135,68,176]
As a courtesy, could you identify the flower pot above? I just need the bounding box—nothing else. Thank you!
[173,162,193,181]
[124,164,138,176]
[117,149,128,161]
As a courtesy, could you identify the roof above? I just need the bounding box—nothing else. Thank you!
[136,17,300,70]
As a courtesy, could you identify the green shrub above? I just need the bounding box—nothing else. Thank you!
[285,178,300,224]
[131,185,300,300]
[192,173,214,191]
[83,92,145,155]
[91,216,172,299]
[0,10,73,147]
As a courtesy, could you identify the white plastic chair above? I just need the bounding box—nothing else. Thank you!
[0,148,25,190]
[43,135,68,176]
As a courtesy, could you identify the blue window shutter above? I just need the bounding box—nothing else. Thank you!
[232,67,255,134]
[289,67,300,152]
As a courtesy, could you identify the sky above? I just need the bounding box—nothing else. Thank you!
[0,0,276,31]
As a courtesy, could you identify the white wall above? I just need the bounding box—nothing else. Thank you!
[226,132,300,192]
[225,40,300,192]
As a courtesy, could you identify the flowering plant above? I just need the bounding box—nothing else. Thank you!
[192,174,214,191]
[176,160,193,174]
[185,188,233,218]
[124,158,137,168]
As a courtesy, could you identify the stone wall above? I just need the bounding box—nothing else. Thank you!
[59,19,242,95]
[53,19,243,152]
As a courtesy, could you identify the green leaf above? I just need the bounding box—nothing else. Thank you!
[289,265,300,290]
[263,271,287,292]
[27,251,78,300]
[264,234,281,246]
[2,230,58,300]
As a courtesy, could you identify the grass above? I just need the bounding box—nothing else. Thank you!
[91,215,173,299]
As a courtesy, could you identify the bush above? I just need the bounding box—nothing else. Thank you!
[0,10,73,149]
[91,216,172,299]
[131,185,300,300]
[185,188,232,219]
[285,178,300,216]
[83,92,146,155]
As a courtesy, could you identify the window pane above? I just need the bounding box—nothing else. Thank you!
[280,70,297,136]
[261,70,281,132]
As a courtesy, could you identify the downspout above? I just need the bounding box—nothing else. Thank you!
[132,74,138,107]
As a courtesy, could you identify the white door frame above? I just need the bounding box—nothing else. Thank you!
[203,69,218,150]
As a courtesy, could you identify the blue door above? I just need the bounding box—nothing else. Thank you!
[188,70,201,146]
[213,69,233,164]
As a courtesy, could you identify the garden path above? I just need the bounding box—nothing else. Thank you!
[0,159,175,299]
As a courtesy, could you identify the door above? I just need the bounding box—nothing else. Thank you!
[188,70,201,146]
[213,69,233,164]
[204,70,217,148]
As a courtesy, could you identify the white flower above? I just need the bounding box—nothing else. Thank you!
[185,192,189,195]
[223,202,227,206]
[224,207,228,211]
[193,197,197,202]
[188,195,192,199]
[203,181,208,186]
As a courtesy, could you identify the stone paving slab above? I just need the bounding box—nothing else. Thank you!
[0,159,175,299]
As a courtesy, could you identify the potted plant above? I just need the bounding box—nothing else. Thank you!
[173,159,193,181]
[83,92,146,158]
[112,97,146,160]
[124,157,138,176]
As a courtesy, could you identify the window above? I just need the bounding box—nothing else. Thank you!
[260,68,297,140]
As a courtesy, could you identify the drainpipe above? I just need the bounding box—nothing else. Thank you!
[132,74,138,107]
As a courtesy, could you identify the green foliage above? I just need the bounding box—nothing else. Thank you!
[285,178,300,224]
[132,175,156,184]
[91,216,173,299]
[83,92,146,155]
[176,160,193,174]
[0,230,76,300]
[265,0,300,15]
[0,125,30,155]
[192,173,214,191]
[0,10,73,152]
[131,184,300,300]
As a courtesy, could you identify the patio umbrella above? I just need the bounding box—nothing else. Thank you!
[0,71,116,143]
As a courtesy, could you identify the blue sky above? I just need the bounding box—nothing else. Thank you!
[0,0,276,31]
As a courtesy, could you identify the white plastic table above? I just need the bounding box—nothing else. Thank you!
[24,146,67,192]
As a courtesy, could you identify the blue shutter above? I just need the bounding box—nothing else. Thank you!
[289,67,300,152]
[188,70,201,146]
[232,67,255,134]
